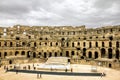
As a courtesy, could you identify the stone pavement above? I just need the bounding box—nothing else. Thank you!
[0,63,120,80]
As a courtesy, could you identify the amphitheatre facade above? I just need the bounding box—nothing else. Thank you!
[0,25,120,69]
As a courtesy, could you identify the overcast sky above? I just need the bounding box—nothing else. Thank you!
[0,0,120,28]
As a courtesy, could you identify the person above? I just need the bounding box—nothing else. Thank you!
[28,65,30,70]
[65,68,67,72]
[37,73,39,79]
[101,72,106,77]
[5,66,8,73]
[40,74,42,78]
[102,72,106,76]
[4,65,6,70]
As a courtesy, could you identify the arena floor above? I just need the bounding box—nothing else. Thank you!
[0,63,120,80]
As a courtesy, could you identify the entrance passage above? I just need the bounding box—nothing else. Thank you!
[94,52,98,59]
[108,48,112,59]
[109,64,112,68]
[27,51,30,58]
[88,52,92,58]
[9,60,12,64]
[101,48,106,58]
[44,52,47,58]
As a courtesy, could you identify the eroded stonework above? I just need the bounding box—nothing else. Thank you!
[0,25,120,68]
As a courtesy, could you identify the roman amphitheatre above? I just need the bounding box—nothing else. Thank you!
[0,25,120,80]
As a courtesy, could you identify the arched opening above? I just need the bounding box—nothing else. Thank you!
[33,52,36,58]
[109,42,112,47]
[66,51,69,57]
[88,51,92,58]
[9,60,12,64]
[89,42,92,48]
[102,42,105,47]
[71,51,74,56]
[44,52,47,58]
[109,36,113,40]
[108,48,112,59]
[96,42,98,47]
[22,42,26,46]
[15,51,19,56]
[68,59,70,63]
[10,42,13,47]
[83,42,86,47]
[60,52,62,56]
[56,42,58,46]
[34,42,37,47]
[101,48,106,58]
[109,63,112,68]
[72,42,74,47]
[50,42,52,46]
[83,48,86,56]
[0,52,1,57]
[94,51,98,59]
[21,51,25,55]
[116,41,119,48]
[66,42,69,47]
[116,50,119,59]
[4,52,7,58]
[55,52,57,57]
[49,52,52,57]
[27,51,30,58]
[78,42,80,46]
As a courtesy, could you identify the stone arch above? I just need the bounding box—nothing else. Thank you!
[101,48,106,58]
[109,41,112,47]
[44,52,47,58]
[116,49,119,59]
[0,52,1,57]
[10,42,13,47]
[49,52,52,57]
[108,48,112,59]
[109,63,112,68]
[116,41,119,48]
[89,42,92,48]
[102,42,105,47]
[77,42,80,46]
[50,42,52,46]
[94,51,98,59]
[72,42,74,47]
[4,52,7,58]
[15,51,19,56]
[83,48,86,56]
[66,51,69,57]
[22,42,26,46]
[55,52,57,57]
[88,51,92,58]
[71,51,74,56]
[27,51,31,58]
[21,51,25,55]
[60,52,62,56]
[96,42,98,47]
[33,52,36,58]
[9,60,12,64]
[83,42,86,47]
[56,42,58,46]
[34,42,37,47]
[66,42,69,47]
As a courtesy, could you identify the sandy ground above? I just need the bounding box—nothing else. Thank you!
[0,63,120,80]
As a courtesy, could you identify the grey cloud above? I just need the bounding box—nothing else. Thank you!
[0,0,120,27]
